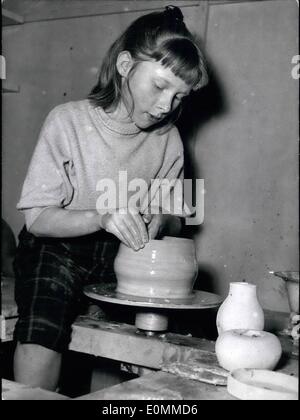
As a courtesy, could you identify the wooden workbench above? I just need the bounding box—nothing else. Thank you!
[2,318,298,401]
[2,276,298,400]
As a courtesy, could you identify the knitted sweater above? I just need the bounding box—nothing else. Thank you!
[17,100,185,229]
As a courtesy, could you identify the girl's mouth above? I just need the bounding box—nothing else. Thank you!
[147,113,162,122]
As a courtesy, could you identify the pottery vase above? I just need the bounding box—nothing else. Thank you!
[215,329,282,371]
[114,236,198,299]
[216,282,264,335]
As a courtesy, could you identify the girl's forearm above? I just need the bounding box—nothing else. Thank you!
[28,207,102,238]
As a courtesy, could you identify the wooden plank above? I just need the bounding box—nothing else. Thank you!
[69,316,218,369]
[75,370,235,400]
[161,360,228,385]
[75,335,298,400]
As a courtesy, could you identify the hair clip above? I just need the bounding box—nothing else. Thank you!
[164,5,184,23]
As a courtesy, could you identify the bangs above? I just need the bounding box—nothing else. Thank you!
[151,38,204,88]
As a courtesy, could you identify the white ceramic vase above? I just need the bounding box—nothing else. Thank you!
[216,282,264,334]
[215,329,282,371]
[114,236,198,299]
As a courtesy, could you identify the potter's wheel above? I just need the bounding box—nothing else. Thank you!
[84,283,222,333]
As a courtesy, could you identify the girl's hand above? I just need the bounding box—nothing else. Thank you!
[143,214,164,239]
[99,208,148,251]
[143,213,183,239]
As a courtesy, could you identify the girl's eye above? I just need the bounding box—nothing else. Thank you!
[154,83,164,91]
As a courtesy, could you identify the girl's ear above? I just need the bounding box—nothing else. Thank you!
[116,51,134,77]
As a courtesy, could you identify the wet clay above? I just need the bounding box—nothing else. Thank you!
[114,236,198,299]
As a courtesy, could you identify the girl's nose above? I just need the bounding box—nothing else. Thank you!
[157,91,174,114]
[157,100,171,114]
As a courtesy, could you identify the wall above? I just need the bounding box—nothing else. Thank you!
[2,0,207,238]
[2,0,298,312]
[192,0,298,311]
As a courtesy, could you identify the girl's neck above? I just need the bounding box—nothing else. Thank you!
[96,100,141,136]
[107,100,132,124]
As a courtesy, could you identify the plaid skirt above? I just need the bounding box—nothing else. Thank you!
[13,226,120,352]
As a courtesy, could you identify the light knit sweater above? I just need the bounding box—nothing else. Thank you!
[17,100,185,229]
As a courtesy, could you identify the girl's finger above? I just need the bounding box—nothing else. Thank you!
[107,211,138,249]
[124,208,147,245]
[108,223,131,248]
[131,212,148,243]
[148,215,161,239]
[121,217,143,249]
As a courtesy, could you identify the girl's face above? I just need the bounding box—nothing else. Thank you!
[122,60,192,129]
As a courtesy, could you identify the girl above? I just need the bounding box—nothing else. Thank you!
[13,5,208,391]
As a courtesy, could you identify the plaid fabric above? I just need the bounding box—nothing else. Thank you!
[13,226,120,352]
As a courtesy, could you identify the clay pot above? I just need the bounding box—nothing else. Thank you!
[271,271,299,313]
[215,329,282,371]
[285,278,299,314]
[114,236,198,299]
[216,282,264,334]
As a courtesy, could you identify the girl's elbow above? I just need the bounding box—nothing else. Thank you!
[27,223,40,236]
[27,219,47,237]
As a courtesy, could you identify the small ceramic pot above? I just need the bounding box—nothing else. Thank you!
[215,329,282,371]
[216,282,265,334]
[114,236,198,299]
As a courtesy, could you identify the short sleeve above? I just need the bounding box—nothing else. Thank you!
[17,106,74,229]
